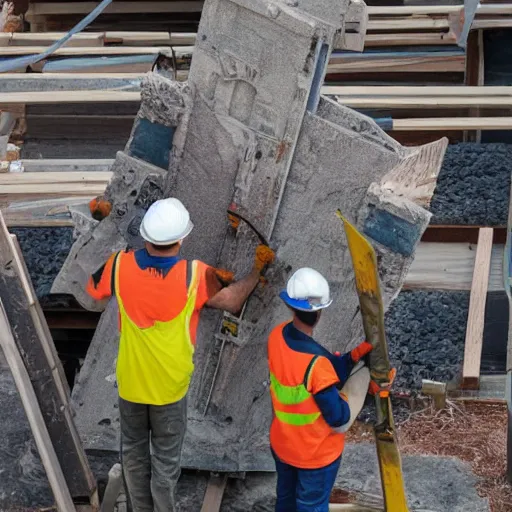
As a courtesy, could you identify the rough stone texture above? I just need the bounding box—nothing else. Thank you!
[51,152,167,310]
[10,227,73,298]
[385,290,469,391]
[57,0,446,473]
[0,367,53,510]
[430,143,512,226]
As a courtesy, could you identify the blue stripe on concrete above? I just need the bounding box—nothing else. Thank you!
[127,118,175,170]
[373,117,393,131]
[363,207,422,257]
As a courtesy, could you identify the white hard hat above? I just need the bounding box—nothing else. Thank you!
[140,198,194,245]
[280,267,333,311]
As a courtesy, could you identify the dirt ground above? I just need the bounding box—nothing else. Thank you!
[341,401,511,512]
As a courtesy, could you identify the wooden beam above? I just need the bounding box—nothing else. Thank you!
[462,228,494,390]
[364,32,456,47]
[0,45,173,55]
[9,32,105,47]
[0,90,140,104]
[323,86,512,97]
[405,242,504,292]
[0,171,112,183]
[390,118,512,131]
[19,158,114,172]
[328,54,464,74]
[334,96,512,108]
[0,212,96,499]
[26,1,204,15]
[366,5,460,16]
[0,299,76,512]
[200,474,228,512]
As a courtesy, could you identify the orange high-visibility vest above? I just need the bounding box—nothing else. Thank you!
[112,251,206,405]
[268,322,344,469]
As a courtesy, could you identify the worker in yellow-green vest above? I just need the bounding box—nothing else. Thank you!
[268,267,391,512]
[87,197,275,512]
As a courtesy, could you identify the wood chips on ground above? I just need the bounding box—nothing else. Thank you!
[342,401,511,512]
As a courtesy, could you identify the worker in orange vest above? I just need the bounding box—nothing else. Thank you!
[87,197,275,512]
[268,267,380,512]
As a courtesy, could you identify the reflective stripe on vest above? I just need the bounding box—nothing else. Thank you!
[270,357,321,426]
[113,252,200,405]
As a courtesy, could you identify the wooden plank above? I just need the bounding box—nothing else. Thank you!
[405,242,503,292]
[200,474,228,512]
[0,72,144,80]
[323,86,512,97]
[0,171,112,183]
[391,118,512,131]
[367,5,460,15]
[366,18,450,31]
[0,90,140,105]
[0,45,172,55]
[0,212,96,498]
[26,1,204,15]
[333,96,512,108]
[462,228,494,389]
[364,32,456,47]
[104,31,171,46]
[328,54,464,74]
[20,158,114,172]
[0,300,76,512]
[9,32,105,47]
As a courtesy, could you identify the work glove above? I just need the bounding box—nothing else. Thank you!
[368,368,397,397]
[350,340,373,363]
[89,195,112,221]
[214,268,235,285]
[254,245,275,272]
[334,361,370,434]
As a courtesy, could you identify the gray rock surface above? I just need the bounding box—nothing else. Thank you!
[38,0,446,474]
[430,143,512,226]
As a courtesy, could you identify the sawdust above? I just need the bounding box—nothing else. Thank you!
[397,401,511,512]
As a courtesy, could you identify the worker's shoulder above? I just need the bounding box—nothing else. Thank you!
[311,354,337,376]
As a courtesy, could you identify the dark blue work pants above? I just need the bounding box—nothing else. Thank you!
[272,451,341,512]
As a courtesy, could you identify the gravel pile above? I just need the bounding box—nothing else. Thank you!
[430,143,512,225]
[10,227,74,298]
[384,290,469,390]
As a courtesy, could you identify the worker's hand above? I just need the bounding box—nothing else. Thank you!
[254,245,275,273]
[89,195,112,221]
[350,340,373,363]
[368,368,396,396]
[228,212,240,230]
[214,268,235,285]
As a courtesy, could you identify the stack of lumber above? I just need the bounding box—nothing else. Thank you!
[0,170,111,204]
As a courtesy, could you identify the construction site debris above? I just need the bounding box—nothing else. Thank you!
[385,290,469,390]
[430,143,512,226]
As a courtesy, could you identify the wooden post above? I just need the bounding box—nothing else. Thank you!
[464,29,485,143]
[200,474,228,512]
[0,211,97,501]
[462,228,494,389]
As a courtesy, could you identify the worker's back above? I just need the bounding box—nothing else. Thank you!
[267,322,344,469]
[88,248,212,405]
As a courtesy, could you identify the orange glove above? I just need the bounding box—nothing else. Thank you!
[369,368,396,397]
[350,340,373,363]
[89,196,112,221]
[228,213,240,229]
[254,245,275,272]
[214,268,235,285]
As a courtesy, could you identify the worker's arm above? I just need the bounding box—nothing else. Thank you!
[205,245,275,314]
[86,252,117,300]
[307,356,351,428]
[313,386,351,427]
[330,340,373,386]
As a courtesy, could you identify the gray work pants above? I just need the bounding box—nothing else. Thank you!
[119,396,187,512]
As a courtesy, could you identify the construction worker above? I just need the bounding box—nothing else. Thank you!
[268,267,381,512]
[86,197,275,512]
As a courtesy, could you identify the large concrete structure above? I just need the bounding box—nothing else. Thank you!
[54,0,448,471]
